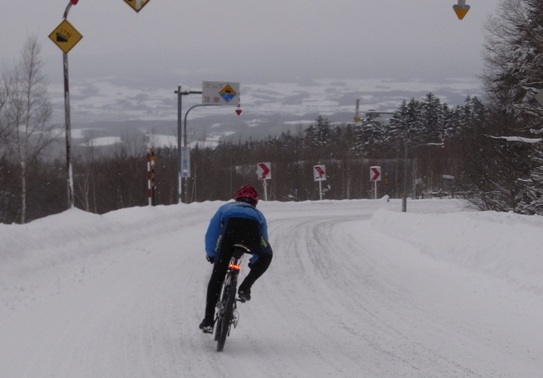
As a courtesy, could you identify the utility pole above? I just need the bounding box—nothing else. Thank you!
[174,86,201,203]
[49,0,82,208]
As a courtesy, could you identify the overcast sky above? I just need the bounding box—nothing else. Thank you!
[1,0,502,124]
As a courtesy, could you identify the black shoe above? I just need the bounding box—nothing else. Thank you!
[199,318,214,333]
[238,288,251,302]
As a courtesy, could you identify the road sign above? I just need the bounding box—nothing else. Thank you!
[370,166,381,181]
[453,0,470,20]
[48,20,83,54]
[202,81,240,106]
[313,165,327,181]
[181,146,190,178]
[124,0,150,12]
[257,162,271,180]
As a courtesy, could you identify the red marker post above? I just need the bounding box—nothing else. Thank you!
[313,165,327,200]
[370,166,382,199]
[256,162,271,201]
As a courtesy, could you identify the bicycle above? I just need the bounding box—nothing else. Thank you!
[214,243,251,352]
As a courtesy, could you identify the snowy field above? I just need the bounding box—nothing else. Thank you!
[1,198,542,377]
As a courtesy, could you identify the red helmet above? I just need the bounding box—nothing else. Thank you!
[235,184,259,206]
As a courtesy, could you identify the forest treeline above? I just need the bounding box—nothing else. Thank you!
[0,93,530,223]
[1,0,542,223]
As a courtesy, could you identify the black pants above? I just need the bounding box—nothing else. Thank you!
[204,218,272,321]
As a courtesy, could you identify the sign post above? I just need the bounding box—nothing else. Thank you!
[313,165,327,200]
[256,162,271,201]
[370,166,382,199]
[48,1,83,209]
[175,81,240,203]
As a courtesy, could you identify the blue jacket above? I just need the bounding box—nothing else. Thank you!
[205,201,269,263]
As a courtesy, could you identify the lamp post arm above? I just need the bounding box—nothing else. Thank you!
[63,3,73,19]
[183,104,220,147]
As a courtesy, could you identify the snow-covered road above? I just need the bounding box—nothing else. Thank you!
[1,199,542,377]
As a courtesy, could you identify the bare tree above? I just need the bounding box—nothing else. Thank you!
[4,36,56,223]
[74,132,99,212]
[0,72,15,149]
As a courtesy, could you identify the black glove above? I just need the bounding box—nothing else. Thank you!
[206,255,215,264]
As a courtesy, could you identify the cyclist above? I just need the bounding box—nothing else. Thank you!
[199,184,273,333]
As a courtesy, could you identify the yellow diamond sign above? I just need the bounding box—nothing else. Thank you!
[124,0,150,13]
[49,20,83,54]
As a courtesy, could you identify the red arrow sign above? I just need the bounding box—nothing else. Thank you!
[257,162,271,180]
[370,166,381,181]
[313,165,326,181]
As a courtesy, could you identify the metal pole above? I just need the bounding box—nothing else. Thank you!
[174,88,203,203]
[63,52,74,209]
[402,121,408,212]
[319,180,322,200]
[262,180,268,201]
[63,2,74,209]
[182,102,216,203]
[175,86,182,204]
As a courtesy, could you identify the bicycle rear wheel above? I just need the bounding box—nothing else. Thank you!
[216,282,236,352]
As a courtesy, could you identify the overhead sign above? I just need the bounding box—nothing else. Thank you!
[370,166,381,181]
[48,20,83,54]
[202,81,240,106]
[124,0,150,12]
[453,0,470,20]
[257,162,271,180]
[313,165,327,181]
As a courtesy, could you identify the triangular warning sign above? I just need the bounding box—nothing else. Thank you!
[453,5,470,20]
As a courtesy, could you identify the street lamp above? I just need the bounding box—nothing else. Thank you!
[61,0,78,209]
[181,103,242,203]
[174,86,202,204]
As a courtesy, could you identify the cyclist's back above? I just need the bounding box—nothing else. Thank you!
[200,184,273,333]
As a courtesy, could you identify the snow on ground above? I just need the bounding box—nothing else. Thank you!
[1,198,542,377]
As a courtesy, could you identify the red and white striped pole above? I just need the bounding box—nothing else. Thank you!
[147,147,156,206]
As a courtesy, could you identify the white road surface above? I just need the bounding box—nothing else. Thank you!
[1,199,542,377]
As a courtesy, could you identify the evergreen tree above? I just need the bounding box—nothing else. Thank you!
[353,111,387,157]
[305,115,331,147]
[480,0,543,213]
[390,99,424,148]
[420,93,444,143]
[516,147,543,215]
